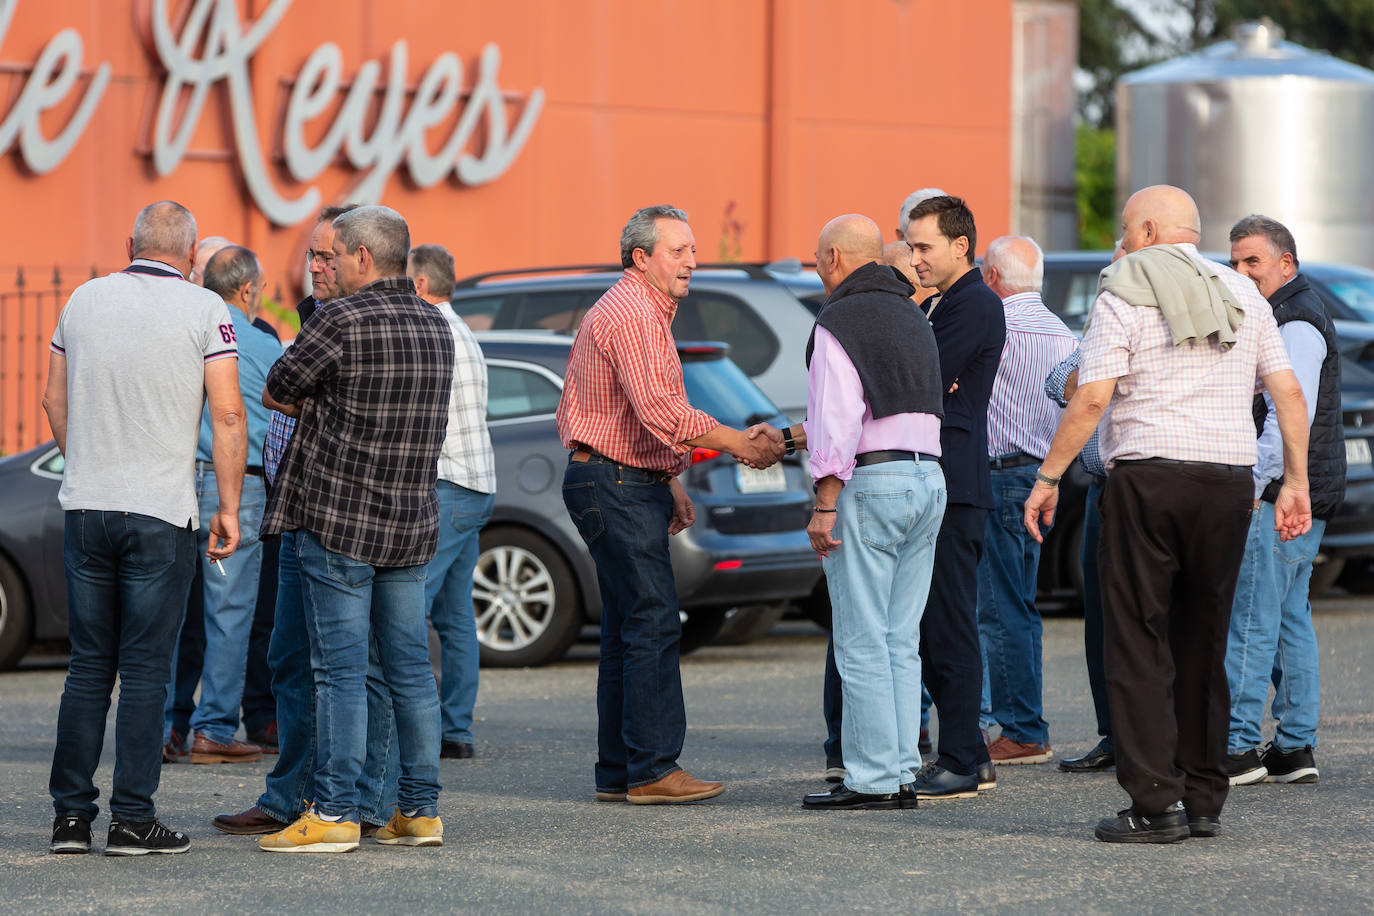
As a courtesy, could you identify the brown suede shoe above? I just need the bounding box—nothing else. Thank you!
[212,805,282,835]
[189,732,263,764]
[626,769,724,805]
[360,821,382,839]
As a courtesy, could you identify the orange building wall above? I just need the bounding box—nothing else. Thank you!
[0,0,1012,453]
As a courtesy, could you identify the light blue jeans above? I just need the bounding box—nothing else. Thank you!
[165,468,266,745]
[424,482,495,745]
[295,531,440,818]
[1225,500,1325,753]
[825,460,945,794]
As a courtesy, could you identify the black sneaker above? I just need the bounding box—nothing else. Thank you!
[1261,743,1319,784]
[1223,747,1268,786]
[50,814,91,854]
[1094,801,1189,844]
[904,761,978,800]
[106,819,191,856]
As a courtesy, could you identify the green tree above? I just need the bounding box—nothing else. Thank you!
[1076,125,1117,250]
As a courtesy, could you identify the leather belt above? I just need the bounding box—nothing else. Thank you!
[989,452,1038,469]
[196,460,264,477]
[854,450,939,468]
[1116,457,1250,474]
[570,446,673,484]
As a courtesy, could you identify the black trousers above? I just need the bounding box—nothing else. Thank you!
[1099,460,1251,817]
[920,504,991,776]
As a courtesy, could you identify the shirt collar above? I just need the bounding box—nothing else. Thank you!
[129,257,186,278]
[1001,291,1043,309]
[621,269,679,318]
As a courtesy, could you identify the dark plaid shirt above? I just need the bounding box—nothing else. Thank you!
[261,276,455,567]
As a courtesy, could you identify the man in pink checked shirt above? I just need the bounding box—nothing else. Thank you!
[794,214,947,811]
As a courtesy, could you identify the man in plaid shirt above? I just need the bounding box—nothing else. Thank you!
[258,206,454,853]
[557,205,782,805]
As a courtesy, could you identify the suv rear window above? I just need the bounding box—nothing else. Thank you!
[673,291,778,376]
[682,356,785,428]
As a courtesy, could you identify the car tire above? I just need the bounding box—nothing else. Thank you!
[711,603,787,646]
[679,607,729,656]
[797,579,832,630]
[473,527,581,668]
[1308,556,1345,598]
[0,552,33,671]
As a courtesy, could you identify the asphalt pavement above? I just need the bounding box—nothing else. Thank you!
[1,598,1372,914]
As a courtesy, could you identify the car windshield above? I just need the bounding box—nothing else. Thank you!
[1317,271,1374,323]
[683,356,787,428]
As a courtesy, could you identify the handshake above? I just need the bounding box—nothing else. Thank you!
[734,422,789,470]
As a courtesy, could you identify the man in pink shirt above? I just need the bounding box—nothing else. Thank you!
[797,215,947,810]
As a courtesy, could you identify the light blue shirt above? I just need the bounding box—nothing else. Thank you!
[197,303,283,464]
[1253,319,1325,498]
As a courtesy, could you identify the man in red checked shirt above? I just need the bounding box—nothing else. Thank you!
[557,204,783,805]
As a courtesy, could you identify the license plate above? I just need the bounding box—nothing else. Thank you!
[1347,437,1372,467]
[736,462,786,494]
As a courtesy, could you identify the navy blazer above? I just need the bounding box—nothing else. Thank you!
[919,267,1006,509]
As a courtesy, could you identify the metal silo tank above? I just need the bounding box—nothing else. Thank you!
[1116,20,1374,269]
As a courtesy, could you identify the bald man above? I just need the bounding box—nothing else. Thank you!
[1025,185,1312,843]
[798,215,946,810]
[975,236,1077,767]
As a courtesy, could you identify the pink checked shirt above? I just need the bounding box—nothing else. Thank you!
[556,270,718,475]
[1078,244,1291,468]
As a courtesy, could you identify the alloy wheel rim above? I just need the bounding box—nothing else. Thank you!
[473,545,556,651]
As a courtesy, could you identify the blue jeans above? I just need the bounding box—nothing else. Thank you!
[562,457,686,791]
[50,510,196,822]
[165,469,266,745]
[825,460,945,794]
[1081,476,1113,746]
[1225,501,1326,753]
[425,482,495,745]
[295,530,438,818]
[977,465,1050,745]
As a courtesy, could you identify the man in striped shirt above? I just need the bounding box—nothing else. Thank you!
[975,237,1078,767]
[557,205,782,805]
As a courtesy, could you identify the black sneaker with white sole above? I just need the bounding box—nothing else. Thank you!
[1223,747,1268,786]
[106,819,191,856]
[1261,743,1319,784]
[50,814,91,854]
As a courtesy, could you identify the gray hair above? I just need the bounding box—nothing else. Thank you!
[409,243,456,298]
[131,201,196,259]
[620,205,689,269]
[983,236,1044,293]
[898,188,946,236]
[1229,214,1299,268]
[202,245,261,301]
[333,205,410,275]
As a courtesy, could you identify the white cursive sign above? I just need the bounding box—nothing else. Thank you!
[0,0,543,225]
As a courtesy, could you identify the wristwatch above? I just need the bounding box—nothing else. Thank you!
[782,426,796,456]
[1035,469,1060,487]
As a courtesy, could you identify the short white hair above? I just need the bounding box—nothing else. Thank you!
[983,236,1044,293]
[898,188,947,236]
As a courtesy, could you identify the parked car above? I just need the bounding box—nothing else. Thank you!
[1041,251,1374,592]
[451,262,825,421]
[0,333,823,670]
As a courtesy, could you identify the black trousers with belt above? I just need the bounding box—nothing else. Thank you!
[920,503,992,776]
[1098,460,1252,817]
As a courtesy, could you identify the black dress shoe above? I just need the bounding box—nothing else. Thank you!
[1059,739,1115,773]
[904,762,978,800]
[441,741,475,759]
[1188,815,1221,838]
[802,785,902,810]
[1094,802,1189,843]
[977,760,996,791]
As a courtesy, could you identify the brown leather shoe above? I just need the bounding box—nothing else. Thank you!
[162,729,189,764]
[988,735,1053,765]
[189,732,263,764]
[212,805,282,835]
[626,769,724,805]
[360,821,382,839]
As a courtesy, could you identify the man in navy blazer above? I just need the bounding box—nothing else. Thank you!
[902,195,1006,799]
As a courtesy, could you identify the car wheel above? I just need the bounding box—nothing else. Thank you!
[711,603,787,645]
[679,607,728,656]
[797,579,832,629]
[0,553,33,671]
[1308,556,1345,598]
[473,527,581,668]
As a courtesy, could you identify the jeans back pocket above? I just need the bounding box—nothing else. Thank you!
[562,481,604,545]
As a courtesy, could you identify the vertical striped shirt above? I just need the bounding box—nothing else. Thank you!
[556,270,718,475]
[986,292,1079,460]
[434,302,496,494]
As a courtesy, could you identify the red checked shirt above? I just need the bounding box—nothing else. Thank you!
[556,270,718,475]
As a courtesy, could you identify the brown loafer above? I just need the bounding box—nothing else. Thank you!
[189,732,263,764]
[212,805,283,835]
[626,769,724,805]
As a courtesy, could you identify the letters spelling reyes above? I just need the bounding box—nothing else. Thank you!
[0,0,545,226]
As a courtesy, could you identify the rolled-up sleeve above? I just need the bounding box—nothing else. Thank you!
[1045,349,1082,408]
[605,317,716,453]
[804,327,865,483]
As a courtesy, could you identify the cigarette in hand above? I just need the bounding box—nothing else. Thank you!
[212,559,227,577]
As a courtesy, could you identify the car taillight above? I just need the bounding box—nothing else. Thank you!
[713,559,743,570]
[691,447,722,464]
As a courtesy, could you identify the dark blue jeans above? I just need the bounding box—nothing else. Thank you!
[562,457,686,791]
[1082,476,1113,747]
[50,510,196,822]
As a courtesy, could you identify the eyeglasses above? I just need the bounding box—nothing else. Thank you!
[306,249,336,267]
